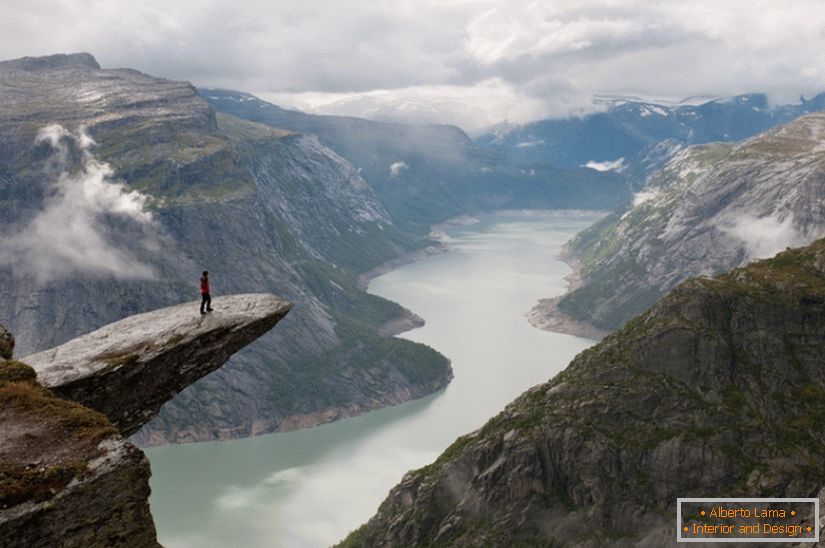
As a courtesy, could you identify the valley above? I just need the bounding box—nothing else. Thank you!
[0,53,626,448]
[146,211,600,547]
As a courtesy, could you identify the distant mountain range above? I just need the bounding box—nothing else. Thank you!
[475,92,825,180]
[200,88,629,232]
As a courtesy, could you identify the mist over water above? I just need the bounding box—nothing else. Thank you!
[146,211,600,547]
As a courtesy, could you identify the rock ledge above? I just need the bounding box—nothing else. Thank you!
[24,293,292,436]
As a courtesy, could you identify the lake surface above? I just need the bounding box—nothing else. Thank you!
[146,210,601,547]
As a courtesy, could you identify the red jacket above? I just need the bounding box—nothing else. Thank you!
[200,276,210,295]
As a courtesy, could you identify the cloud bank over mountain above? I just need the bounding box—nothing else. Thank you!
[0,125,160,283]
[2,1,823,130]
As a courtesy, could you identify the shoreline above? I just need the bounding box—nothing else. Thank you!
[527,241,609,341]
[359,209,610,291]
[357,241,449,291]
[360,241,447,338]
[362,222,455,336]
[376,306,425,337]
[363,209,613,342]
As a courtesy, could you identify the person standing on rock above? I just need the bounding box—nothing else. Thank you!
[200,271,213,315]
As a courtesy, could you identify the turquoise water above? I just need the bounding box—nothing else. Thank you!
[146,210,600,547]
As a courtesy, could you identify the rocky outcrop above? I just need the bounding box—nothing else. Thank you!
[0,323,13,360]
[1,354,157,547]
[550,110,825,333]
[0,434,158,548]
[23,294,292,437]
[342,239,825,546]
[1,294,290,547]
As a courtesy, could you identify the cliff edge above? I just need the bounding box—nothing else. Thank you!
[24,294,292,437]
[0,293,291,547]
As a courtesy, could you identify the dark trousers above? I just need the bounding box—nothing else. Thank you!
[200,293,211,313]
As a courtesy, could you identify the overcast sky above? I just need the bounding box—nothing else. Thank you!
[3,0,825,132]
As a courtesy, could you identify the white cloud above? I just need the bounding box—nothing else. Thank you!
[259,78,557,133]
[389,161,409,177]
[1,1,825,130]
[465,5,674,65]
[515,139,546,148]
[0,125,159,283]
[724,213,805,260]
[583,158,626,172]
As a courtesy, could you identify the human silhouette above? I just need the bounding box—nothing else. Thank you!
[200,271,213,314]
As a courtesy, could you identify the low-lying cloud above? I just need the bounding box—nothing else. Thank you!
[583,158,626,173]
[389,161,409,177]
[724,213,805,261]
[1,124,159,283]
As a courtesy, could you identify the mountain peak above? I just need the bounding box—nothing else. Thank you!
[0,52,100,72]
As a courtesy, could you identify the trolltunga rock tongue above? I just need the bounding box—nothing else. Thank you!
[23,293,292,437]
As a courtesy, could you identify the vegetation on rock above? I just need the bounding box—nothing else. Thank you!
[0,360,116,509]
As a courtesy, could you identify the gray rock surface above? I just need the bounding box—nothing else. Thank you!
[0,52,100,71]
[555,110,825,332]
[24,293,292,436]
[0,438,158,548]
[342,239,825,546]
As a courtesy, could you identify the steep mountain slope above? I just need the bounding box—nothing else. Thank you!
[552,110,825,332]
[201,89,631,232]
[477,93,825,178]
[0,53,451,445]
[342,239,825,546]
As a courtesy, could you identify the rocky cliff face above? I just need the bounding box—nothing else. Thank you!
[0,294,289,547]
[0,53,452,445]
[551,111,825,332]
[342,239,825,546]
[24,294,292,436]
